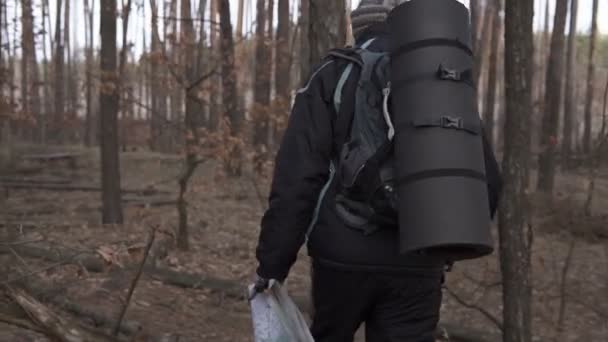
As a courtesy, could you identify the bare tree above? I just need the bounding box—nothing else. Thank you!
[99,0,124,224]
[253,0,270,148]
[537,0,568,193]
[474,1,494,88]
[40,0,52,143]
[500,0,534,341]
[562,0,578,165]
[20,0,41,141]
[299,0,310,82]
[236,0,245,38]
[483,0,502,146]
[84,0,95,147]
[53,0,64,143]
[274,0,291,138]
[219,0,240,135]
[582,0,599,153]
[176,0,199,251]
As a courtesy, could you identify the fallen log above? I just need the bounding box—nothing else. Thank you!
[8,288,117,342]
[18,278,141,336]
[1,243,107,273]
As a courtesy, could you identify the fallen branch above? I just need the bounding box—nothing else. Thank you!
[0,311,46,334]
[112,230,155,336]
[18,278,141,336]
[8,288,116,342]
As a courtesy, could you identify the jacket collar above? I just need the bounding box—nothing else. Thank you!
[354,21,390,49]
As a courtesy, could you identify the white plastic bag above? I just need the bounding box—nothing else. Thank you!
[249,280,315,342]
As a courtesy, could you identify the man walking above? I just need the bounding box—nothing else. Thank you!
[253,1,502,341]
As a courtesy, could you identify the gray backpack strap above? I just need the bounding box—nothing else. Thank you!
[333,38,377,114]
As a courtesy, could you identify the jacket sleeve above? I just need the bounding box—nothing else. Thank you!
[482,131,503,219]
[256,62,336,281]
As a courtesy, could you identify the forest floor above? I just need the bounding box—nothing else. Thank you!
[1,145,608,342]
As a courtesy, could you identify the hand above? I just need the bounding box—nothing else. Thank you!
[248,275,271,300]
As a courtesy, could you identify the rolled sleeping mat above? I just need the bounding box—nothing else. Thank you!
[388,0,493,260]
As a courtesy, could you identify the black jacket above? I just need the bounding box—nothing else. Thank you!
[256,24,503,281]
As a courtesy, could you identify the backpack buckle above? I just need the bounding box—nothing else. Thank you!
[441,116,463,129]
[437,64,462,81]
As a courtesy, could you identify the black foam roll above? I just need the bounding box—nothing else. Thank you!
[388,0,493,260]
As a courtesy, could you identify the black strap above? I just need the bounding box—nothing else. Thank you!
[396,168,486,187]
[400,116,481,135]
[391,38,473,58]
[392,66,476,92]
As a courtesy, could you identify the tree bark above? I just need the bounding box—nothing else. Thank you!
[307,0,346,70]
[474,1,494,89]
[537,0,568,193]
[483,0,502,147]
[118,0,133,152]
[236,0,245,38]
[84,0,95,147]
[208,0,221,130]
[253,0,270,148]
[40,0,52,144]
[299,0,310,83]
[274,0,291,140]
[500,1,534,341]
[53,0,64,143]
[99,0,124,224]
[562,0,578,165]
[20,0,41,142]
[219,0,240,135]
[582,0,599,153]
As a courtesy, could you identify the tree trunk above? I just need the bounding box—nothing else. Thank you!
[53,0,64,143]
[219,0,240,134]
[253,0,269,148]
[118,0,133,153]
[64,0,77,142]
[307,0,346,70]
[537,0,568,193]
[21,0,41,142]
[236,0,245,38]
[99,0,124,224]
[536,0,551,115]
[483,0,502,147]
[500,1,534,341]
[474,1,494,88]
[40,0,51,144]
[562,0,578,165]
[208,0,221,130]
[219,0,241,177]
[582,0,599,153]
[274,0,291,139]
[84,0,95,147]
[299,0,310,83]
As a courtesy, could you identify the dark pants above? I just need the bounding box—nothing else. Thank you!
[310,263,443,342]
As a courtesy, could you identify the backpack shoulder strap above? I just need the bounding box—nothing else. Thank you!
[331,38,377,115]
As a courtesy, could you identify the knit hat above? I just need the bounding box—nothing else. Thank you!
[351,0,404,38]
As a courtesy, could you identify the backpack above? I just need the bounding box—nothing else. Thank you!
[307,38,399,237]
